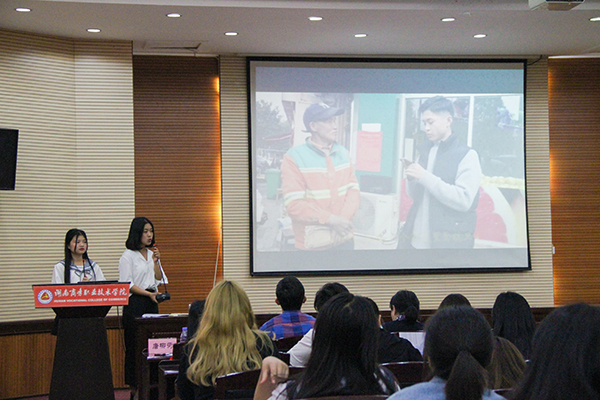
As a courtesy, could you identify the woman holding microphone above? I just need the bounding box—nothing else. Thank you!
[119,216,168,399]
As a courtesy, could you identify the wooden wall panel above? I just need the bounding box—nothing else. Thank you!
[0,328,125,398]
[132,56,223,313]
[0,332,55,398]
[549,58,600,306]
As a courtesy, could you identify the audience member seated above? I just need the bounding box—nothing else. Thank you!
[365,297,422,363]
[254,293,400,400]
[388,306,504,400]
[287,282,349,367]
[187,299,206,340]
[511,303,600,400]
[486,337,526,390]
[438,293,472,310]
[383,290,424,332]
[260,276,316,340]
[177,280,277,400]
[492,291,535,359]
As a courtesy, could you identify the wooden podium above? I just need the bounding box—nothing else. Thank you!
[33,282,130,400]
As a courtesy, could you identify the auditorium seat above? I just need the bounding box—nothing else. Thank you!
[274,335,304,352]
[158,359,180,400]
[494,388,513,399]
[380,361,425,388]
[214,369,262,399]
[214,366,305,400]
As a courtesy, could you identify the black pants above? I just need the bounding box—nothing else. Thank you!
[123,294,158,387]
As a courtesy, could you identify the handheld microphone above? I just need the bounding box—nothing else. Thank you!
[151,244,171,303]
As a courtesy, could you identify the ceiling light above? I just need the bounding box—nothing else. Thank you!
[590,17,600,22]
[224,32,238,36]
[87,28,101,33]
[441,17,455,22]
[166,13,181,18]
[354,33,368,38]
[15,7,31,12]
[308,16,323,21]
[474,34,487,39]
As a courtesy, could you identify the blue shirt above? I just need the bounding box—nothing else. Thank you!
[388,376,505,400]
[259,310,315,340]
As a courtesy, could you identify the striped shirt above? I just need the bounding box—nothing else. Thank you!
[281,138,360,250]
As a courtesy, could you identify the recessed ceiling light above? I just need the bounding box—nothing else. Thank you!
[224,32,238,36]
[354,33,368,38]
[308,16,323,21]
[474,34,487,39]
[166,13,181,18]
[87,28,101,33]
[15,7,31,12]
[441,17,455,22]
[590,17,600,22]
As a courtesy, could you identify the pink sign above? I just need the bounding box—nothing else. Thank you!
[33,283,130,308]
[148,338,177,356]
[355,130,383,172]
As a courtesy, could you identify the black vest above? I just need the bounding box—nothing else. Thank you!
[401,134,479,248]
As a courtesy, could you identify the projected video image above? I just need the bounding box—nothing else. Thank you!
[249,59,528,274]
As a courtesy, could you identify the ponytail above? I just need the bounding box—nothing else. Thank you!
[445,350,488,400]
[404,305,419,323]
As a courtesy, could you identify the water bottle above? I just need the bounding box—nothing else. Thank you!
[180,326,188,343]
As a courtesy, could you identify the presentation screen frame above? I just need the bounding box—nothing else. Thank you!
[247,57,531,276]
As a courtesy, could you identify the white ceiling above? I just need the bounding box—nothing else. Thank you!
[1,0,600,57]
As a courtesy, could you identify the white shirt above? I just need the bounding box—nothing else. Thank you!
[52,259,105,284]
[118,248,168,295]
[288,328,314,367]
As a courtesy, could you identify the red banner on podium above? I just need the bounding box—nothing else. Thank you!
[33,283,130,308]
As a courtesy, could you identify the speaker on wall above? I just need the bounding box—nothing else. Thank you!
[0,128,18,190]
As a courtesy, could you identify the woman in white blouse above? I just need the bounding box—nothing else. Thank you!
[119,216,168,398]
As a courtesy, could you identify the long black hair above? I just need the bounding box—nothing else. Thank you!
[512,303,600,400]
[438,293,471,310]
[63,228,90,283]
[125,217,155,250]
[425,306,494,400]
[492,291,536,359]
[285,293,397,399]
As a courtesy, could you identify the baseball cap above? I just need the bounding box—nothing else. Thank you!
[303,103,344,132]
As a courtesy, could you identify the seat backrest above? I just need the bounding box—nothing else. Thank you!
[298,396,389,400]
[380,361,425,388]
[279,351,291,365]
[494,388,513,399]
[214,369,262,400]
[274,335,304,352]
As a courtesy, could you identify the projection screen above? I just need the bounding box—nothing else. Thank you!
[248,57,529,275]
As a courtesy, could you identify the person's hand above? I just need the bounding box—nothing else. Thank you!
[258,356,289,385]
[148,291,159,303]
[82,275,91,282]
[151,246,161,262]
[327,214,353,237]
[405,163,426,180]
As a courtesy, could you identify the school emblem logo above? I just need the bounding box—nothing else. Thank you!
[38,289,53,305]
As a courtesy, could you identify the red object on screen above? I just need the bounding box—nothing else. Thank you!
[355,130,383,172]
